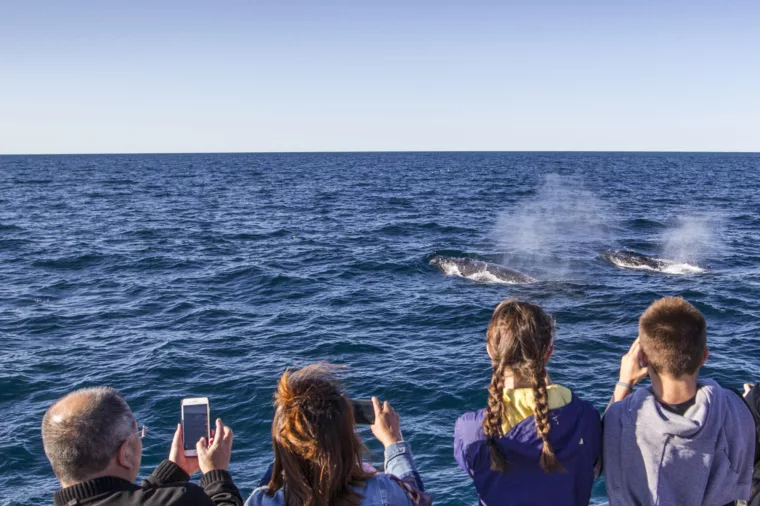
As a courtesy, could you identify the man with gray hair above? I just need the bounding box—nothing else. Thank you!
[42,386,243,506]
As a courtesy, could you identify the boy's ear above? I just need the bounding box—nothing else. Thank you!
[700,347,710,366]
[638,348,648,367]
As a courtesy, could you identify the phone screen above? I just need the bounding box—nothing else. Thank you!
[183,404,209,450]
[352,399,375,425]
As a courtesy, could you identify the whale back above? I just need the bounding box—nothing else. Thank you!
[430,256,536,284]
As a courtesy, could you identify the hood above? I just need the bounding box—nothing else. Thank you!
[622,379,733,441]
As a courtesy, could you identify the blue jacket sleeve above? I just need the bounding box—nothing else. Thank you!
[385,442,425,492]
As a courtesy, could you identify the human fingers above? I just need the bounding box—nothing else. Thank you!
[383,400,391,413]
[168,424,183,463]
[171,423,183,450]
[212,418,223,447]
[372,397,383,419]
[744,383,755,397]
[196,437,208,456]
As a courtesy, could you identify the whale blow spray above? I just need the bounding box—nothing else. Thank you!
[494,174,614,276]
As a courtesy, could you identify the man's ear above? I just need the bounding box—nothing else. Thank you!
[700,347,710,366]
[116,439,137,471]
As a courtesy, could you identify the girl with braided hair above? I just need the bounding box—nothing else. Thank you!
[454,299,601,505]
[245,363,431,506]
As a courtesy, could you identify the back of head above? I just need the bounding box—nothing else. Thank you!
[639,297,707,378]
[268,363,373,506]
[41,387,136,485]
[483,298,563,473]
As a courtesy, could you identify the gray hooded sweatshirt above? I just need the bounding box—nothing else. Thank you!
[604,379,754,505]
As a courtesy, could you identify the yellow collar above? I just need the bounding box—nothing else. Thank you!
[500,384,572,433]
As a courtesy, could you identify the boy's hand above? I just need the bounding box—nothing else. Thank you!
[744,383,755,398]
[614,338,649,402]
[620,337,649,385]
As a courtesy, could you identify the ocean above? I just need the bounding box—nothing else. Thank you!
[1,152,759,505]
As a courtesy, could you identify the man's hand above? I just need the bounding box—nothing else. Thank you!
[744,383,755,399]
[613,338,649,402]
[370,397,403,448]
[197,418,234,474]
[169,423,200,476]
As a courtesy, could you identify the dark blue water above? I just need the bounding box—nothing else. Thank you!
[1,152,759,505]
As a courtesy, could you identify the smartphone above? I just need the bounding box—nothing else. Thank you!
[181,397,210,457]
[352,399,375,425]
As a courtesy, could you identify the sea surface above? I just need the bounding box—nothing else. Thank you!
[1,152,759,505]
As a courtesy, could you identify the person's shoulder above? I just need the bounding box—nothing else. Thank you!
[565,389,601,417]
[365,474,417,505]
[138,481,214,505]
[454,408,487,446]
[245,486,284,506]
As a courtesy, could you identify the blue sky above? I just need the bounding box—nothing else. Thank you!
[1,0,758,154]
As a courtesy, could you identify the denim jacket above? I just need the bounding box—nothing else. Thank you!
[244,442,424,506]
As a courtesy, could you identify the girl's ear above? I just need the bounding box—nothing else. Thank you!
[544,343,554,363]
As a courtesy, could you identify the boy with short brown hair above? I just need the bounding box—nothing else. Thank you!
[604,296,754,505]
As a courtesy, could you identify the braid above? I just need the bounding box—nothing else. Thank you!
[483,357,509,471]
[530,361,564,473]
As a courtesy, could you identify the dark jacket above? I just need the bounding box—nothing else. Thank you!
[747,384,760,506]
[53,460,243,506]
[454,394,601,506]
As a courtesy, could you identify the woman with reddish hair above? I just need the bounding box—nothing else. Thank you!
[245,363,430,506]
[454,299,601,505]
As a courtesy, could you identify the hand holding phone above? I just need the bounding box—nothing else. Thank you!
[196,417,234,473]
[369,397,403,448]
[181,397,210,457]
[168,423,200,476]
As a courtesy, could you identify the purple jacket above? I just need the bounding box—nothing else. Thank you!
[454,394,601,506]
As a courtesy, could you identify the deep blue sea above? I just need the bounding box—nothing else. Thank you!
[1,152,759,505]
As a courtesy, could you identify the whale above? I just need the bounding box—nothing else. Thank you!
[600,250,705,274]
[429,256,537,284]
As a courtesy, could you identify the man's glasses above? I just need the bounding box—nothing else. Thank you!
[131,425,148,440]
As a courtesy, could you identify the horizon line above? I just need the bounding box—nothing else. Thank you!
[2,149,759,157]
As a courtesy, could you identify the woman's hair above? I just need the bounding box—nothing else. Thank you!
[266,363,375,506]
[482,298,564,473]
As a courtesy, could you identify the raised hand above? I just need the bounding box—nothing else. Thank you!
[620,337,649,386]
[370,397,403,448]
[197,418,234,473]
